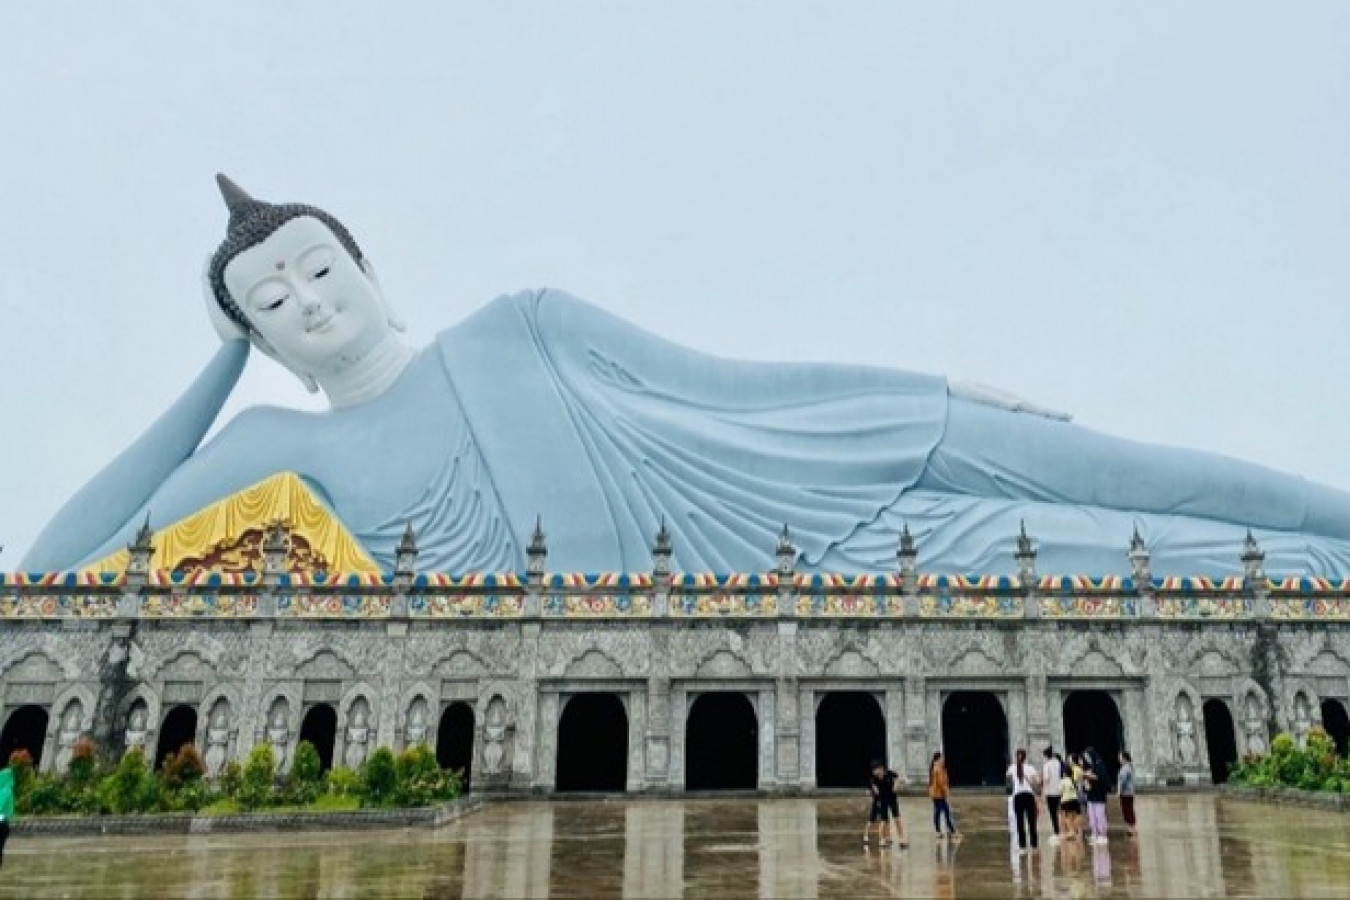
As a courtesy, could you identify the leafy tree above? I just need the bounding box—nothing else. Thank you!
[291,741,322,786]
[239,743,277,809]
[361,747,397,805]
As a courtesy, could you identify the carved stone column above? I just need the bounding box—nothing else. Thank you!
[774,621,800,788]
[799,686,817,789]
[376,621,408,749]
[903,676,928,783]
[885,688,907,782]
[511,621,543,791]
[644,675,672,790]
[1025,673,1050,756]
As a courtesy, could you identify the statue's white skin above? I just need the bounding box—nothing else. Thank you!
[219,217,416,407]
[24,206,1350,576]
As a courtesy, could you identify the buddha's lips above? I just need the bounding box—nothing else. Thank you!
[307,314,335,333]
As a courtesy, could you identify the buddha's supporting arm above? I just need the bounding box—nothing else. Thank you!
[21,341,250,572]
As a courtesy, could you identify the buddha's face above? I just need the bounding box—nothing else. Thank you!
[223,216,388,378]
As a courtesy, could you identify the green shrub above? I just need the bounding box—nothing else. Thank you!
[68,737,100,788]
[327,766,360,798]
[392,744,460,806]
[103,748,156,814]
[1231,729,1347,794]
[8,749,35,804]
[291,741,322,786]
[22,776,68,815]
[218,760,244,798]
[162,744,206,789]
[239,744,276,810]
[361,747,397,805]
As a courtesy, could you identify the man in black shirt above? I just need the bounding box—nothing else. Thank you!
[865,760,908,848]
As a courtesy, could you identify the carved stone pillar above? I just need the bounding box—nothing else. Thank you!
[885,688,908,782]
[774,621,800,788]
[799,686,816,789]
[376,621,408,749]
[775,676,800,789]
[1025,673,1050,756]
[903,677,928,783]
[511,621,543,791]
[644,676,672,790]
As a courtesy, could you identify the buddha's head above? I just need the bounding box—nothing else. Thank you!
[208,174,405,392]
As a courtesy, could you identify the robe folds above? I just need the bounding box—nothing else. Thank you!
[34,288,1350,576]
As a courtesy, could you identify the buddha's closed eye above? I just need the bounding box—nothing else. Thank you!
[262,295,288,311]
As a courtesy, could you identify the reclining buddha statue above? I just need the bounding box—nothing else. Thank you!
[22,176,1350,576]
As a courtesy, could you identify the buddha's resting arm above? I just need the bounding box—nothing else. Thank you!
[21,341,250,572]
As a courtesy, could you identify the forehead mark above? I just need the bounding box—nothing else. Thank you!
[275,260,286,271]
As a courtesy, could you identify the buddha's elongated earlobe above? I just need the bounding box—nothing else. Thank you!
[361,259,407,333]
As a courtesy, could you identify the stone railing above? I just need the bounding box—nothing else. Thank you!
[2,568,1348,622]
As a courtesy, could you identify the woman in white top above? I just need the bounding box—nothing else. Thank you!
[1007,748,1040,853]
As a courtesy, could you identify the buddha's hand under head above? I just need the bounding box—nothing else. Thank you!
[202,254,249,344]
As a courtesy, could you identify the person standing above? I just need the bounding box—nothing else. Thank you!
[865,760,907,848]
[928,751,960,838]
[1118,751,1137,837]
[0,765,14,868]
[1041,747,1063,842]
[1057,761,1082,841]
[1083,748,1110,845]
[1006,748,1040,854]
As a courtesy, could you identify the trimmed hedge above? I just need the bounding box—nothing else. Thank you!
[8,741,461,817]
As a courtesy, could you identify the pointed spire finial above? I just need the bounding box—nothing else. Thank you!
[1130,523,1146,552]
[899,521,915,554]
[398,520,418,553]
[654,515,671,552]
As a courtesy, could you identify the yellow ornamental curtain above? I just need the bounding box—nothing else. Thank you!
[88,472,379,575]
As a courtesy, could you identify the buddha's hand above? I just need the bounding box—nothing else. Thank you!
[201,255,249,343]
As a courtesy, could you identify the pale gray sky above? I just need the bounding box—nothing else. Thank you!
[2,2,1348,564]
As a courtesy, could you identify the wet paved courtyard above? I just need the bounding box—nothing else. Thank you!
[5,794,1350,898]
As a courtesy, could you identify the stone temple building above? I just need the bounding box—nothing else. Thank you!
[3,516,1350,795]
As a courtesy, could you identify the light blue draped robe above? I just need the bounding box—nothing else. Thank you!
[26,289,1350,576]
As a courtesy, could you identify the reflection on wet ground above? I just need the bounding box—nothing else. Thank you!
[5,794,1350,898]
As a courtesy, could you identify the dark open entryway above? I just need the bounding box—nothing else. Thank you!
[686,692,757,790]
[437,702,475,788]
[1063,690,1125,781]
[1322,699,1350,756]
[556,693,629,792]
[941,691,1008,787]
[299,704,338,773]
[155,705,198,769]
[1203,698,1238,784]
[815,692,886,788]
[0,705,49,768]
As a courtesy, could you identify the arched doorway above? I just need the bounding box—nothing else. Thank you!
[686,693,757,790]
[1322,699,1350,756]
[0,705,50,769]
[556,693,629,792]
[155,705,198,769]
[299,704,338,773]
[437,702,475,788]
[1203,698,1238,784]
[815,692,887,788]
[941,692,1007,787]
[1063,690,1125,781]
